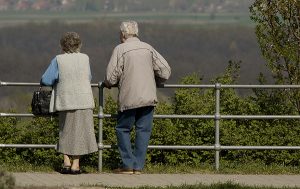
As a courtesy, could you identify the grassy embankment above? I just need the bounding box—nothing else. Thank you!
[0,11,254,26]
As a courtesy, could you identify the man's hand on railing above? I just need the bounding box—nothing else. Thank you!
[155,77,166,88]
[103,80,119,89]
[103,80,111,89]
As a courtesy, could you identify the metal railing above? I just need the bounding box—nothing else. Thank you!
[1,81,300,172]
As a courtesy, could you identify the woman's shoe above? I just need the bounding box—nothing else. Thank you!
[70,169,82,175]
[60,166,71,174]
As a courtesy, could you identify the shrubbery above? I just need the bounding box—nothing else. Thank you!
[1,61,300,170]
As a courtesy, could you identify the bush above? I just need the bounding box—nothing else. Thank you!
[1,61,300,169]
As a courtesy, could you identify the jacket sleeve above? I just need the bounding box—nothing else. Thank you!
[152,48,171,82]
[105,46,123,87]
[40,57,59,86]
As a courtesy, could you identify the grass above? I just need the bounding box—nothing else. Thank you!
[143,161,300,175]
[13,182,300,189]
[0,161,54,172]
[2,160,300,175]
[109,183,300,189]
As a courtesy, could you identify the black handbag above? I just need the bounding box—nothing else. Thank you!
[31,87,52,115]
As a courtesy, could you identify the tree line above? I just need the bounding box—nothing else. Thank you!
[0,0,253,13]
[0,20,269,111]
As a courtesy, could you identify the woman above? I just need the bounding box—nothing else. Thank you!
[41,32,97,174]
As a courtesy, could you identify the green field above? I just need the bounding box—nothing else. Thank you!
[0,11,254,27]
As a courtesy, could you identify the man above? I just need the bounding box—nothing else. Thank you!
[104,20,171,174]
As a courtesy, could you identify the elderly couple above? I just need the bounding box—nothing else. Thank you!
[40,21,171,175]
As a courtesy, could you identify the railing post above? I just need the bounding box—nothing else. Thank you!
[214,83,221,171]
[98,82,104,172]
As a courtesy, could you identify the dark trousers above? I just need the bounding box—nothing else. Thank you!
[116,106,154,170]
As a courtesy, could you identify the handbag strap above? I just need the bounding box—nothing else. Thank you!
[39,85,53,91]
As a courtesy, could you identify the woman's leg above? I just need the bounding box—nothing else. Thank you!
[71,155,80,170]
[61,154,72,174]
[63,154,71,167]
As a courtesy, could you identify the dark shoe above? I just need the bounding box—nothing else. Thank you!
[70,169,82,175]
[60,166,71,174]
[133,169,142,175]
[113,168,134,174]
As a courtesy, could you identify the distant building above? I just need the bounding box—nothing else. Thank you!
[31,0,50,11]
[59,0,75,11]
[15,0,31,11]
[0,0,9,11]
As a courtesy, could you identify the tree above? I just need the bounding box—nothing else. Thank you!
[250,0,300,113]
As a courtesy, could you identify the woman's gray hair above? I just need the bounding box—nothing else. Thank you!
[120,21,139,38]
[60,32,82,53]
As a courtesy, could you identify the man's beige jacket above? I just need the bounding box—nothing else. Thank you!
[105,37,171,111]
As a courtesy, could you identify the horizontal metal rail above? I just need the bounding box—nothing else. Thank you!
[100,145,300,150]
[101,145,300,150]
[162,84,300,89]
[3,81,300,89]
[2,144,300,151]
[221,84,300,89]
[3,113,300,120]
[0,144,56,148]
[0,81,99,87]
[221,146,300,150]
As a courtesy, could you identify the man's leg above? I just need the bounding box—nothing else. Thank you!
[116,109,136,169]
[133,106,154,170]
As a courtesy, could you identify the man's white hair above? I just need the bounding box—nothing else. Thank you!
[120,21,139,38]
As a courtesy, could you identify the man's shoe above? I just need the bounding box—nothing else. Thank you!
[113,168,134,174]
[133,169,142,175]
